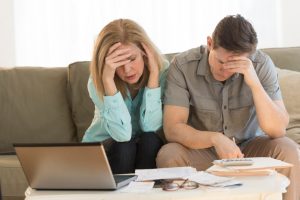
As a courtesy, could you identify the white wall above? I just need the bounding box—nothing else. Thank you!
[280,0,300,47]
[0,0,15,66]
[1,0,300,67]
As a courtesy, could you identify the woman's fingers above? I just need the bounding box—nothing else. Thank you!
[106,48,131,60]
[109,52,131,64]
[107,42,121,55]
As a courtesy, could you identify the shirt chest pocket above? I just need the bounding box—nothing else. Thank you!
[189,97,221,131]
[190,96,218,111]
[228,95,253,109]
[228,95,254,129]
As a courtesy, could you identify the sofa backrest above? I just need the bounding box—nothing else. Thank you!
[68,61,94,141]
[0,67,77,153]
[1,47,299,153]
[261,47,300,72]
[67,47,300,142]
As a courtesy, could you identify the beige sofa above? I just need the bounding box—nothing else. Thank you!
[1,47,300,200]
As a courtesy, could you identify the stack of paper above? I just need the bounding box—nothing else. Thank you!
[207,157,293,176]
[187,171,242,187]
[135,167,242,188]
[135,166,197,181]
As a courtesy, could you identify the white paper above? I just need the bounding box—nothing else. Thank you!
[187,171,234,186]
[224,157,292,171]
[120,181,155,193]
[135,167,197,181]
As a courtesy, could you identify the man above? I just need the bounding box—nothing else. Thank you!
[156,14,300,200]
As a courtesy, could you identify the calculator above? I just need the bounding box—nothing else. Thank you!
[213,158,254,166]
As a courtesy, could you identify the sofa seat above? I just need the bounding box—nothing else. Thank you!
[0,155,27,200]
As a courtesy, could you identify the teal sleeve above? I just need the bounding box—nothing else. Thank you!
[139,62,169,132]
[83,77,132,142]
[139,87,162,131]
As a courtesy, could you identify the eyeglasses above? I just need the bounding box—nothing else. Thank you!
[162,179,199,191]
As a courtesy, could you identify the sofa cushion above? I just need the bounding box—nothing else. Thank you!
[0,155,27,199]
[277,68,300,144]
[0,67,77,153]
[68,62,94,141]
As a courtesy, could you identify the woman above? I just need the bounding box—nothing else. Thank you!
[82,19,168,174]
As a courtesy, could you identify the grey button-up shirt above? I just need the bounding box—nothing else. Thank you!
[164,46,282,144]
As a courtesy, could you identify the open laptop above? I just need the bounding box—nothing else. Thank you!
[14,142,137,190]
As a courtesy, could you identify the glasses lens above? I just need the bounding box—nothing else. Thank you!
[183,181,199,190]
[162,183,179,191]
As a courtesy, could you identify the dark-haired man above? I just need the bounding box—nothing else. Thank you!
[157,15,299,200]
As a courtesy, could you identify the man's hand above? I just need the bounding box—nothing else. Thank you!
[223,55,260,89]
[212,133,244,159]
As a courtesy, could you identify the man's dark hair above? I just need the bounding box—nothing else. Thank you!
[212,14,258,53]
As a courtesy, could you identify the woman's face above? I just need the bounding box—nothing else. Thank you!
[115,43,145,85]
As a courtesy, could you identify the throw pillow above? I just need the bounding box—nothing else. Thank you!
[277,68,300,145]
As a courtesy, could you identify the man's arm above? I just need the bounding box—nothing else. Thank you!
[164,105,244,158]
[224,55,289,138]
[251,86,289,138]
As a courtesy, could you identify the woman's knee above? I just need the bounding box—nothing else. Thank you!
[139,133,163,150]
[109,140,136,156]
[107,141,137,173]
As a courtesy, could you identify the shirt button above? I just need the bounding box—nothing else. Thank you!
[223,105,227,109]
[224,126,227,130]
[147,93,151,97]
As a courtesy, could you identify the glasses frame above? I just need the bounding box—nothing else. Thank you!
[162,179,199,191]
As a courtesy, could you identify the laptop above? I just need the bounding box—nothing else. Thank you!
[14,142,137,190]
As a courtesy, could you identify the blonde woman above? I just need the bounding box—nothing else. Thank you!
[82,19,168,173]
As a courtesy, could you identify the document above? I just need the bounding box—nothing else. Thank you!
[187,171,242,187]
[207,157,292,176]
[135,167,197,181]
[219,157,292,171]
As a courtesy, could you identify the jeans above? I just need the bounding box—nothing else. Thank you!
[103,132,163,174]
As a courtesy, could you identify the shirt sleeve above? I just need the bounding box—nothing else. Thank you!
[163,58,190,108]
[257,55,282,101]
[85,77,132,142]
[139,62,169,132]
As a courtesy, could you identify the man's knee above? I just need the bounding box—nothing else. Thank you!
[267,137,300,162]
[156,143,189,168]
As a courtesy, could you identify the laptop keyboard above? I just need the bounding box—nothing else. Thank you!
[114,175,135,183]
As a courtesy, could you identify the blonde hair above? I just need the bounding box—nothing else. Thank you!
[90,19,165,99]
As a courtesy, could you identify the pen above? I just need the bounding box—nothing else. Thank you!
[232,137,236,144]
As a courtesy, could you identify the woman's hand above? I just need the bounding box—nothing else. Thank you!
[102,42,131,96]
[103,42,131,81]
[142,43,159,88]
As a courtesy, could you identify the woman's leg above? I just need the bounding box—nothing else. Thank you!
[103,138,137,174]
[135,132,163,169]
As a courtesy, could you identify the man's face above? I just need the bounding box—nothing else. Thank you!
[207,37,249,81]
